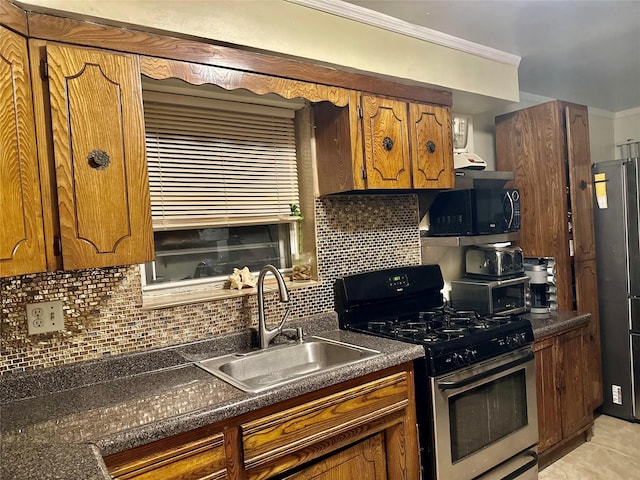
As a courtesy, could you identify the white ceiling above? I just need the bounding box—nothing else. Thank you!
[341,0,640,113]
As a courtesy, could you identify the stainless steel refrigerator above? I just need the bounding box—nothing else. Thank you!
[593,155,640,421]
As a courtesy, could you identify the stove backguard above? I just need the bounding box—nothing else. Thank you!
[335,264,445,329]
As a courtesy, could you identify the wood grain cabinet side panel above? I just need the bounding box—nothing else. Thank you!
[409,103,454,189]
[0,26,46,277]
[46,44,153,269]
[241,372,409,472]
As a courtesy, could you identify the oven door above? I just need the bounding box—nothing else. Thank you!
[430,346,538,480]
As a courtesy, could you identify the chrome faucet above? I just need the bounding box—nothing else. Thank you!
[257,264,291,349]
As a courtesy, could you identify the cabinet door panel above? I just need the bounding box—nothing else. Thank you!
[560,327,590,437]
[284,433,387,480]
[566,104,596,262]
[361,95,411,189]
[0,27,46,277]
[409,103,453,189]
[574,259,603,408]
[46,44,153,269]
[534,337,562,452]
[495,102,573,310]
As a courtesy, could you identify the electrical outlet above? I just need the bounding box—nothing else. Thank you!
[26,300,65,335]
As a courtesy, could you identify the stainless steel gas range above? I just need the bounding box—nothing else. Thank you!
[335,264,538,480]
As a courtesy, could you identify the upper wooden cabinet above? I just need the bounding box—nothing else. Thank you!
[409,102,454,189]
[314,94,454,195]
[0,26,46,277]
[496,101,602,410]
[44,44,154,270]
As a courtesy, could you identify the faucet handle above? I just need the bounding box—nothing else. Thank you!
[281,326,304,343]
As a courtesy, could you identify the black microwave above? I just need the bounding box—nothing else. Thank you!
[427,188,521,236]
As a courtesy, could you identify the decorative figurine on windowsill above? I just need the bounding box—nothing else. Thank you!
[228,267,257,289]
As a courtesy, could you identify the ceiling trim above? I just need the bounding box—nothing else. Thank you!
[286,0,521,67]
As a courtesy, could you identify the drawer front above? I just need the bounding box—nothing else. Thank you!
[242,371,409,470]
[106,430,227,480]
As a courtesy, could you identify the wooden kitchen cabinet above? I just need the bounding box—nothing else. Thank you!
[43,44,154,270]
[104,364,419,480]
[496,101,603,410]
[313,94,453,195]
[0,26,46,277]
[534,323,592,467]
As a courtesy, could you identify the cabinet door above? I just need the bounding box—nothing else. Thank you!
[361,95,411,189]
[495,102,573,310]
[284,433,387,480]
[574,259,603,409]
[534,337,563,453]
[559,327,591,438]
[0,26,46,277]
[409,103,454,189]
[565,104,596,262]
[46,44,153,269]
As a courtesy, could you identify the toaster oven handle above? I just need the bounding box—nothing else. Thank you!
[438,350,534,390]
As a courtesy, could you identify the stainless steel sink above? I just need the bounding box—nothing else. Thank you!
[196,336,380,393]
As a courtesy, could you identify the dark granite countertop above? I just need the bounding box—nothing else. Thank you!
[522,310,592,339]
[0,313,425,480]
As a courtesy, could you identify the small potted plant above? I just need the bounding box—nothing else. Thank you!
[289,204,313,281]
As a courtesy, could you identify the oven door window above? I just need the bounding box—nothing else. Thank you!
[449,369,528,462]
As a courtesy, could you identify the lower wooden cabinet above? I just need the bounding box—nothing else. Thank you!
[534,323,593,467]
[284,433,387,480]
[104,363,419,480]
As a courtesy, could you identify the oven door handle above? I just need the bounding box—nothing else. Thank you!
[437,351,534,390]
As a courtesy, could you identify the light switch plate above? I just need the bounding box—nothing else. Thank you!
[26,300,65,335]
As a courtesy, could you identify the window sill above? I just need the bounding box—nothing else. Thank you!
[141,278,320,310]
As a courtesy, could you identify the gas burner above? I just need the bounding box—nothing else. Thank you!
[367,321,388,331]
[484,315,511,324]
[470,321,494,330]
[437,326,467,336]
[394,327,421,336]
[421,332,443,343]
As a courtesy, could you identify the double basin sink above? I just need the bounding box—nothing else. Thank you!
[196,336,380,393]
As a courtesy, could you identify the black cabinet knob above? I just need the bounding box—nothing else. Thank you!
[382,136,394,151]
[426,140,436,153]
[87,149,111,170]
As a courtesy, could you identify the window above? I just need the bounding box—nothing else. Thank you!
[140,82,306,293]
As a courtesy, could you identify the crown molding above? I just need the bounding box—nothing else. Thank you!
[286,0,521,67]
[615,106,640,119]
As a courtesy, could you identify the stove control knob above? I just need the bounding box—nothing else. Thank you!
[451,353,465,367]
[464,349,478,363]
[507,334,523,347]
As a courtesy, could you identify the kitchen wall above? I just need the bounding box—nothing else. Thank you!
[615,107,640,147]
[19,0,519,107]
[0,195,421,374]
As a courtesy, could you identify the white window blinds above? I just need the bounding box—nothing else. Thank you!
[143,91,300,230]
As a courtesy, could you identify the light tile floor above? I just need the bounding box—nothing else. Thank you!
[538,414,640,479]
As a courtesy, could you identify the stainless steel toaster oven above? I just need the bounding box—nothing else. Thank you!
[450,275,531,315]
